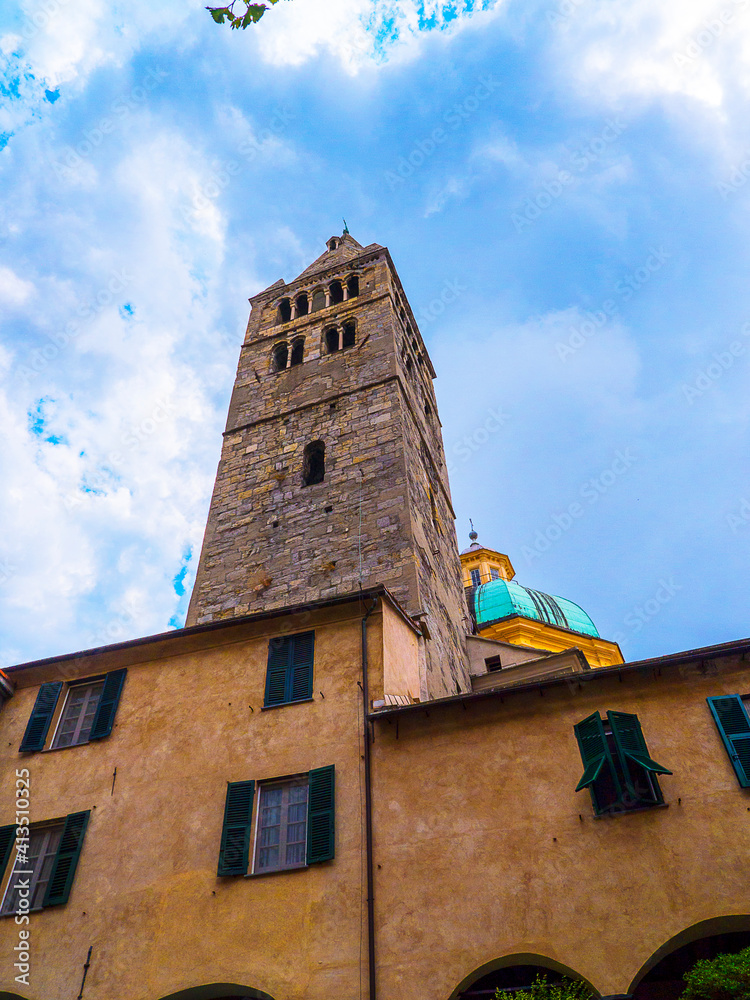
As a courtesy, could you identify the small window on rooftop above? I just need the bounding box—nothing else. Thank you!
[470,568,481,588]
[490,568,501,581]
[303,441,325,486]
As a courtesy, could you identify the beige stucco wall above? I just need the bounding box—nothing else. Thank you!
[1,602,749,1000]
[370,654,750,999]
[0,601,382,1000]
[380,600,421,703]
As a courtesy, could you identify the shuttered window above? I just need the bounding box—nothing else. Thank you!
[220,766,335,877]
[254,779,308,873]
[218,781,255,876]
[0,811,90,914]
[19,682,62,752]
[51,682,104,748]
[20,669,126,753]
[307,765,335,864]
[574,711,671,816]
[707,695,750,788]
[43,811,90,907]
[264,632,314,707]
[89,669,127,740]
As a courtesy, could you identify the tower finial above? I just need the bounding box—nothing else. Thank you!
[469,519,478,543]
[343,218,349,235]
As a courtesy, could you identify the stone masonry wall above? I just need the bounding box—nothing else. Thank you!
[187,239,470,698]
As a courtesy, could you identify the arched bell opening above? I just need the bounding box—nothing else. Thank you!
[271,342,288,372]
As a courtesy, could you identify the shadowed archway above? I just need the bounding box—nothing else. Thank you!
[629,916,750,999]
[156,985,276,1000]
[449,953,599,1000]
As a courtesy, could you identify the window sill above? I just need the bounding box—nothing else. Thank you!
[40,740,92,753]
[245,864,309,879]
[0,907,44,919]
[261,697,314,712]
[593,802,669,820]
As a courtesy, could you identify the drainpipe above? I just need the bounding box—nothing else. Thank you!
[361,596,378,1000]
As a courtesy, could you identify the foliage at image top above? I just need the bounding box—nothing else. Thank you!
[206,0,283,28]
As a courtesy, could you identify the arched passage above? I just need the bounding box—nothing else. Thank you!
[156,985,276,1000]
[629,915,750,999]
[449,953,598,1000]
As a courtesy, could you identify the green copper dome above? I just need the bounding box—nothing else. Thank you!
[470,579,600,638]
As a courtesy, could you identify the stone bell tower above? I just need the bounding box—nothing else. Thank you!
[186,232,470,698]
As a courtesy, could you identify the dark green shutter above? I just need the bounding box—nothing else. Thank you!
[0,825,15,883]
[707,695,750,788]
[607,711,672,795]
[218,781,255,876]
[43,810,90,907]
[573,712,617,791]
[264,632,314,707]
[19,682,62,752]
[291,632,314,702]
[307,765,335,864]
[265,638,291,706]
[89,668,127,740]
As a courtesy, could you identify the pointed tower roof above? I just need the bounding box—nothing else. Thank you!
[295,232,380,281]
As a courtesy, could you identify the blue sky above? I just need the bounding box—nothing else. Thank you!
[1,0,749,666]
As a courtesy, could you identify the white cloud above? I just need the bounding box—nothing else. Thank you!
[0,266,34,306]
[551,0,750,115]
[255,0,505,72]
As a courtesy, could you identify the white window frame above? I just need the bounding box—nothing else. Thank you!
[49,679,105,750]
[251,777,309,875]
[0,823,63,916]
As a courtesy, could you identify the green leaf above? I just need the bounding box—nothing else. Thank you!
[242,4,268,25]
[207,6,229,23]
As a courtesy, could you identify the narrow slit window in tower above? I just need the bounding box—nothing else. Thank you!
[272,343,288,372]
[303,441,325,486]
[278,298,292,324]
[290,339,304,366]
[325,328,339,354]
[342,322,356,349]
[296,293,309,317]
[329,280,344,305]
[347,275,359,298]
[311,289,326,312]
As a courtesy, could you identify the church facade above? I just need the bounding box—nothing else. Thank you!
[0,234,748,1000]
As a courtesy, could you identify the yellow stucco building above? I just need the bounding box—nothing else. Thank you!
[0,234,748,1000]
